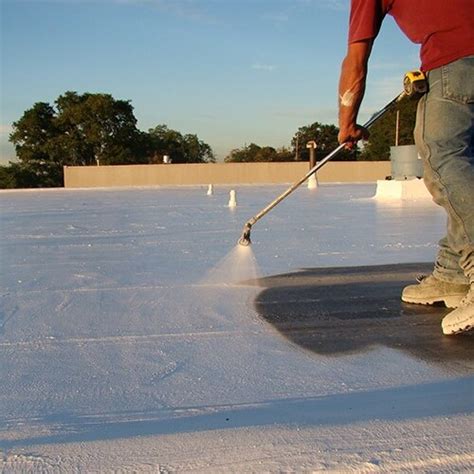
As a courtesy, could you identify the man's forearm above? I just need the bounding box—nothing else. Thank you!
[338,40,373,144]
[338,55,367,130]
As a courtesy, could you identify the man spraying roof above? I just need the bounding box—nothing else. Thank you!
[338,0,474,335]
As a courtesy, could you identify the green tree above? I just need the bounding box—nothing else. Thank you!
[0,162,42,189]
[9,92,148,187]
[182,133,215,163]
[274,147,294,161]
[292,122,353,161]
[225,143,293,162]
[225,143,263,162]
[147,124,215,163]
[53,91,146,166]
[8,102,63,187]
[0,165,18,189]
[360,96,418,161]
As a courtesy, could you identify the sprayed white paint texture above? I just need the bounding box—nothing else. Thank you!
[375,178,432,200]
[0,184,472,472]
[307,173,318,189]
[340,89,355,107]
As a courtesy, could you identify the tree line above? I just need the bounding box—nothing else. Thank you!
[1,91,215,188]
[1,91,417,188]
[225,96,417,163]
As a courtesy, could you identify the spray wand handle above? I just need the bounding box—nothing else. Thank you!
[238,91,407,245]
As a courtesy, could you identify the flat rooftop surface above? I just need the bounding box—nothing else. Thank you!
[1,184,473,472]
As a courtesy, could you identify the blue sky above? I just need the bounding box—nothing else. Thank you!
[1,0,419,163]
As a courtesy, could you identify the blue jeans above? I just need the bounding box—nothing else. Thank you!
[414,56,474,285]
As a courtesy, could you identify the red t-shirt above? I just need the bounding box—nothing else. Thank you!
[348,0,474,71]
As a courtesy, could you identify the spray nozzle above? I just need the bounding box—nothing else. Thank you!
[238,222,252,246]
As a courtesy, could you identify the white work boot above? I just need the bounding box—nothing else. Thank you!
[401,274,469,308]
[441,284,474,335]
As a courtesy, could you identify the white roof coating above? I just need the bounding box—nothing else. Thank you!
[1,184,472,472]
